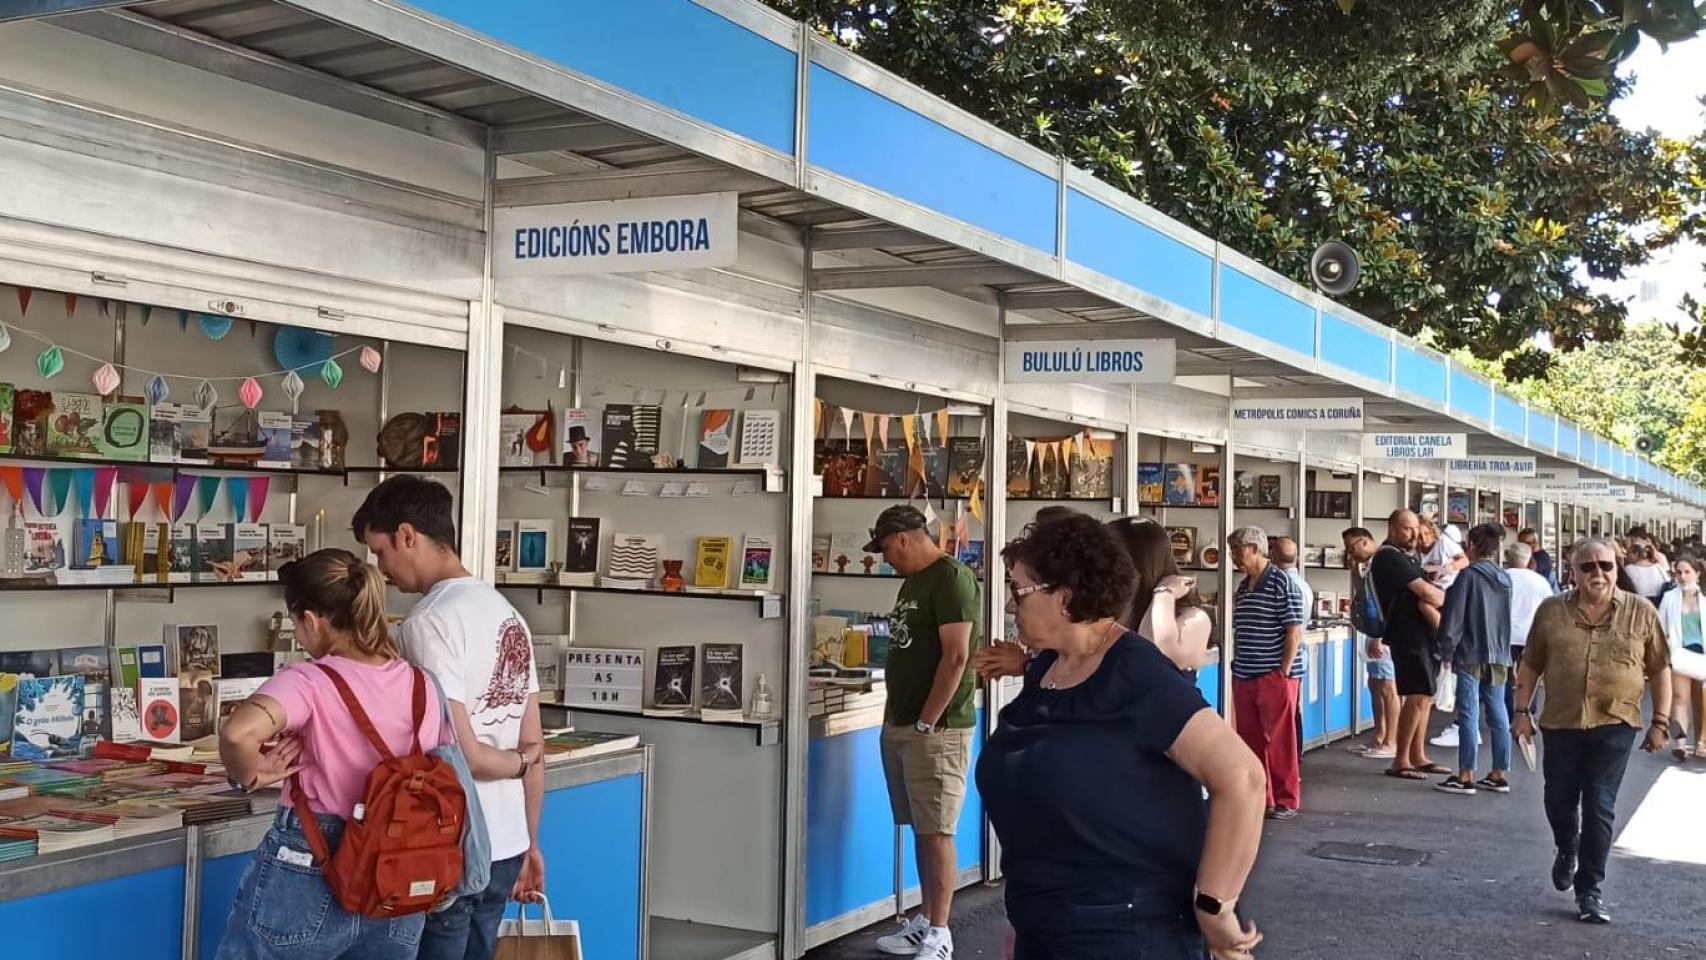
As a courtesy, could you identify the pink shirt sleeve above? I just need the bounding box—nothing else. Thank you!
[257,662,320,734]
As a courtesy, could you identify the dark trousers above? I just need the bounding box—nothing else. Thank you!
[417,854,525,960]
[1010,902,1207,960]
[1541,724,1637,897]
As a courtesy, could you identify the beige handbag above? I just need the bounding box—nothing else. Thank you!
[496,898,583,960]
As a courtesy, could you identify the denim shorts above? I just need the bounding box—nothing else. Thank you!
[1366,648,1395,681]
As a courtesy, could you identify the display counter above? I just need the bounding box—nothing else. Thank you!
[1299,625,1357,749]
[0,748,650,960]
[804,702,986,950]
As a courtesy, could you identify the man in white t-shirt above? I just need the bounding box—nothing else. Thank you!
[1504,540,1556,721]
[354,476,545,960]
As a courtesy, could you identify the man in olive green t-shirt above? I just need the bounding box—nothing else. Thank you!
[865,505,982,959]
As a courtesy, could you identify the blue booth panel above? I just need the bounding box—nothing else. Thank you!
[1300,644,1325,745]
[1326,634,1355,740]
[522,774,646,960]
[1,864,185,960]
[1320,311,1393,386]
[200,851,253,960]
[1395,345,1447,405]
[1064,188,1213,318]
[1196,661,1222,715]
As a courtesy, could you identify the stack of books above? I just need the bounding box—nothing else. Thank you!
[55,802,183,839]
[541,730,640,764]
[0,813,115,853]
[133,793,251,825]
[56,565,138,586]
[0,834,35,862]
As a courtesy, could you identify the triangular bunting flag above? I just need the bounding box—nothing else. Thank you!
[140,304,153,326]
[196,475,221,518]
[812,398,824,440]
[935,408,950,448]
[127,481,150,519]
[900,415,918,453]
[860,411,874,454]
[48,469,74,515]
[0,467,21,506]
[877,414,891,451]
[152,482,174,520]
[16,287,31,316]
[248,476,270,522]
[63,293,77,318]
[94,468,117,517]
[920,410,933,447]
[172,475,196,521]
[227,477,250,523]
[970,479,985,523]
[72,468,96,518]
[23,468,46,515]
[1024,439,1037,474]
[839,405,855,442]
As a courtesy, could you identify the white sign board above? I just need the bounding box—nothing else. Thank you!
[1005,338,1176,383]
[562,647,645,712]
[1536,467,1579,493]
[494,192,739,276]
[1233,398,1364,431]
[1447,456,1537,477]
[1360,433,1466,460]
[1610,484,1636,501]
[1578,478,1611,494]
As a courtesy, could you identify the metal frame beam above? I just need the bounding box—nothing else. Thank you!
[0,0,128,21]
[491,120,653,156]
[809,224,934,251]
[494,166,780,206]
[51,8,487,148]
[1003,290,1115,311]
[809,263,1035,291]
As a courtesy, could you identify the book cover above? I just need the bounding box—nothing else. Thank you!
[1447,492,1470,524]
[811,534,830,572]
[11,676,85,761]
[1006,436,1033,499]
[562,408,599,467]
[696,409,734,469]
[136,678,179,743]
[601,404,661,469]
[1165,526,1196,565]
[175,406,212,463]
[168,523,197,583]
[215,677,265,728]
[530,636,564,695]
[148,403,182,461]
[95,398,149,462]
[693,536,733,589]
[256,412,294,465]
[423,412,460,470]
[1418,490,1441,523]
[73,518,119,569]
[291,419,324,470]
[1137,462,1164,504]
[652,645,695,711]
[493,522,516,574]
[699,643,744,713]
[819,440,868,497]
[918,441,951,499]
[59,646,111,743]
[0,649,59,677]
[128,522,169,583]
[1163,463,1197,505]
[1196,465,1221,507]
[0,382,12,454]
[0,674,12,752]
[172,624,219,676]
[135,643,168,679]
[562,517,600,586]
[736,409,781,465]
[1034,443,1068,499]
[48,393,102,457]
[266,524,305,576]
[1234,471,1256,508]
[827,532,862,575]
[1328,491,1353,519]
[23,519,68,574]
[109,686,141,743]
[739,534,775,590]
[957,540,986,577]
[178,670,216,742]
[603,533,659,586]
[116,647,141,688]
[498,412,541,468]
[231,523,269,581]
[946,436,985,497]
[514,519,555,579]
[220,652,275,680]
[865,444,909,498]
[195,522,232,582]
[1071,437,1115,499]
[1258,475,1282,508]
[10,389,51,456]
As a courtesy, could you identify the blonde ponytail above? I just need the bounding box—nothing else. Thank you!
[279,548,399,660]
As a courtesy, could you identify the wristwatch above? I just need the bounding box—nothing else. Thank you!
[513,749,532,780]
[914,720,935,735]
[1193,888,1235,917]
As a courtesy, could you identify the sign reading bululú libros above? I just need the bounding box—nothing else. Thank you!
[1360,432,1466,459]
[493,192,739,276]
[1446,456,1537,477]
[1232,398,1364,431]
[1004,338,1177,383]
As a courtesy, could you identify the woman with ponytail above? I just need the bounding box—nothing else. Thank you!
[215,548,447,960]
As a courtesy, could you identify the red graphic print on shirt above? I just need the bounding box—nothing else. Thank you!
[475,616,532,726]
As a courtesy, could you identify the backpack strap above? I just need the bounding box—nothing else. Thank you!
[409,665,428,757]
[312,662,397,763]
[289,775,335,866]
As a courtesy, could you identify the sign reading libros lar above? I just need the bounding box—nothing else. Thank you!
[1005,338,1176,384]
[494,192,738,277]
[1360,433,1466,460]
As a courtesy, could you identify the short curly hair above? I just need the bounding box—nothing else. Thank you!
[1001,513,1136,623]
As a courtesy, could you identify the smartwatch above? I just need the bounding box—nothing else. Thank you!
[1193,888,1235,917]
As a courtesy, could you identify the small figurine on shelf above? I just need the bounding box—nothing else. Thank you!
[660,559,685,592]
[316,409,348,469]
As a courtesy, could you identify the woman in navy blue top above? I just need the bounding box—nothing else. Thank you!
[976,515,1268,960]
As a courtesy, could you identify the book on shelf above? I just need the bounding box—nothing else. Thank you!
[0,382,12,454]
[59,645,111,742]
[1034,443,1068,499]
[957,540,986,577]
[219,652,276,680]
[498,412,544,468]
[95,398,149,462]
[601,403,661,469]
[699,643,744,718]
[167,523,197,584]
[47,393,102,458]
[176,406,212,463]
[736,409,781,466]
[1165,526,1196,566]
[693,536,733,589]
[231,523,269,581]
[23,519,68,574]
[512,519,555,583]
[810,534,830,573]
[256,412,295,466]
[72,518,120,570]
[601,533,659,589]
[215,677,265,727]
[865,444,909,498]
[148,403,181,461]
[946,437,984,497]
[493,522,517,575]
[1070,436,1116,499]
[1258,475,1282,508]
[1163,463,1197,505]
[1005,436,1033,499]
[9,388,50,457]
[560,517,600,586]
[171,624,220,676]
[136,643,169,679]
[178,669,217,743]
[531,636,565,697]
[1233,471,1256,508]
[1137,462,1164,504]
[818,440,868,497]
[267,524,305,577]
[739,534,775,591]
[0,815,115,854]
[918,441,950,499]
[9,675,85,761]
[563,408,600,467]
[696,409,734,469]
[542,730,640,763]
[0,649,59,677]
[650,644,695,714]
[125,521,169,584]
[195,522,232,582]
[1196,465,1221,507]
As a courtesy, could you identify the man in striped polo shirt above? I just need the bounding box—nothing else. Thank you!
[1228,524,1307,820]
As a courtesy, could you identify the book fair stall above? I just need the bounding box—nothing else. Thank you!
[1,5,1703,960]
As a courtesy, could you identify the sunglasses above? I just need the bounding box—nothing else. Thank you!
[1577,561,1616,574]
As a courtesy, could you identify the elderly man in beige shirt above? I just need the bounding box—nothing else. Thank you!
[1512,538,1671,926]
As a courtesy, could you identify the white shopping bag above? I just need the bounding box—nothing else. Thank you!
[1433,666,1456,713]
[1674,645,1706,682]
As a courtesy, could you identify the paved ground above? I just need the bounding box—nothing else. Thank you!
[808,717,1706,960]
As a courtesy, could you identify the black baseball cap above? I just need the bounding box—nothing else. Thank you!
[864,505,928,553]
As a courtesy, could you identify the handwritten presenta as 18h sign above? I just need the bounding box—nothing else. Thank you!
[1360,432,1466,460]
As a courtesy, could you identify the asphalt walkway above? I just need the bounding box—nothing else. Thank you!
[808,718,1706,959]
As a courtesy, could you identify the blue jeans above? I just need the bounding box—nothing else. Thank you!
[1542,724,1638,897]
[215,808,424,960]
[1009,901,1208,960]
[1455,668,1511,774]
[417,853,525,960]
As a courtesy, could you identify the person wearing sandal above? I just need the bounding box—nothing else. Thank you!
[1657,555,1706,761]
[1371,511,1450,782]
[1432,524,1514,797]
[1511,538,1672,925]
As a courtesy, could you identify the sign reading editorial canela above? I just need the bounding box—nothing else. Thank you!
[493,191,739,276]
[1004,338,1177,384]
[1359,432,1467,460]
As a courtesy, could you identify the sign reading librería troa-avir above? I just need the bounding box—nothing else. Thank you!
[494,192,739,277]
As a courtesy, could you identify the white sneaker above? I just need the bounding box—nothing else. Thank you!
[876,915,930,956]
[913,929,953,960]
[1430,727,1480,747]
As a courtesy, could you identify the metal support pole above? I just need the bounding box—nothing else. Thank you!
[780,230,815,957]
[1219,378,1236,718]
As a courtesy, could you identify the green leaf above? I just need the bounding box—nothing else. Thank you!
[1572,76,1609,98]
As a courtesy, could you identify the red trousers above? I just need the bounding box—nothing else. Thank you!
[1233,672,1302,810]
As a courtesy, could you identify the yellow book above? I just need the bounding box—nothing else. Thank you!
[693,536,733,588]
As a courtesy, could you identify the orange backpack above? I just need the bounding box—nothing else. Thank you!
[291,663,467,918]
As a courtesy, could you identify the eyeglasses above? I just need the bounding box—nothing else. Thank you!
[1008,581,1054,603]
[1577,561,1616,574]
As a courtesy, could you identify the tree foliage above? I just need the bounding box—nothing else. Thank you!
[771,1,1706,379]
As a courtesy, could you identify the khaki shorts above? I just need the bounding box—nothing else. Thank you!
[879,724,971,836]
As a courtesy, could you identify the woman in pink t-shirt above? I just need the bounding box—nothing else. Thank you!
[214,548,444,960]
